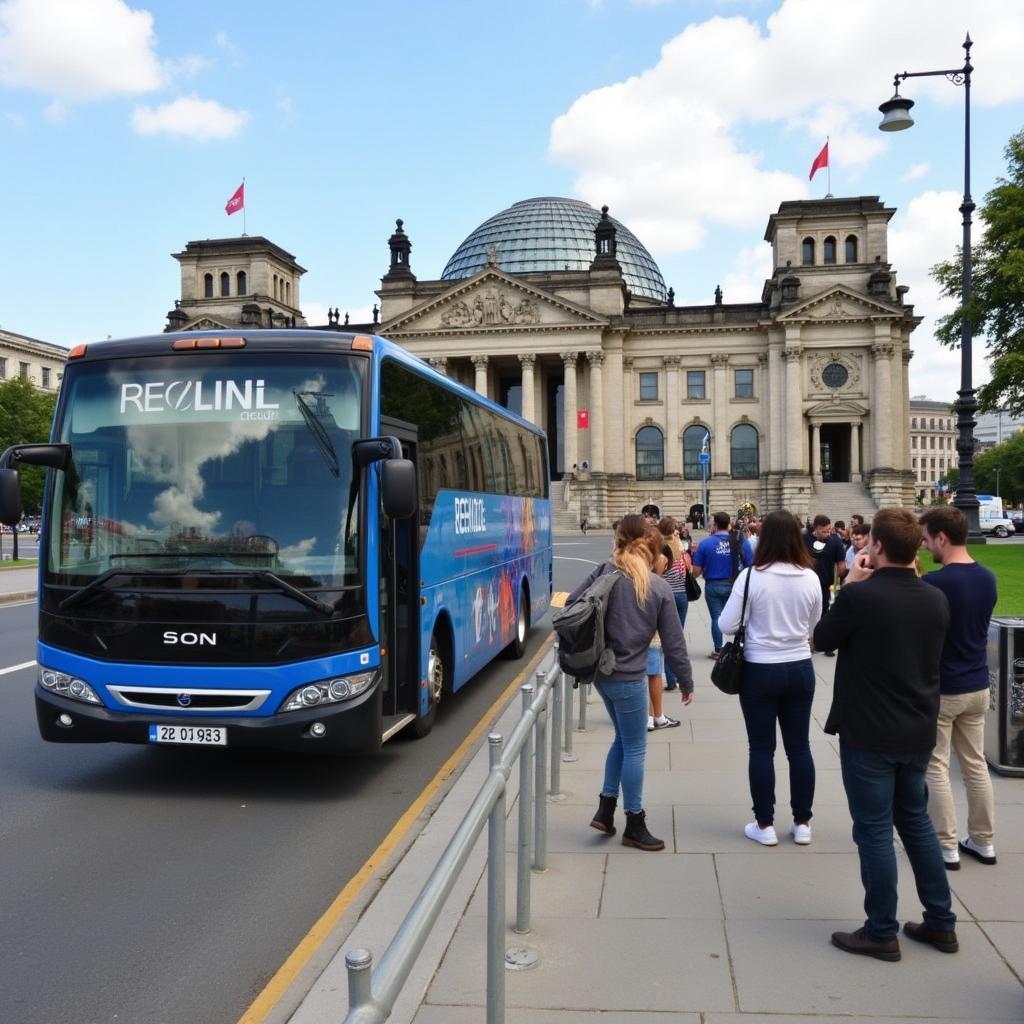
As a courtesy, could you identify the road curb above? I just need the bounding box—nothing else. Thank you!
[0,590,36,606]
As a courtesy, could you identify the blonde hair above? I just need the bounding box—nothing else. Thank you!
[611,514,659,605]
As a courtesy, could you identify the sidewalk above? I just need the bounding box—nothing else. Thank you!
[0,565,38,605]
[292,595,1024,1024]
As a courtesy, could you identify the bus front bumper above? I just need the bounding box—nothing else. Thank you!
[35,683,384,755]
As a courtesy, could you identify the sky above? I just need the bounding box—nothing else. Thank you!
[2,0,1023,404]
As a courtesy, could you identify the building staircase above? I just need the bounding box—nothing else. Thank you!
[810,481,878,525]
[549,479,584,533]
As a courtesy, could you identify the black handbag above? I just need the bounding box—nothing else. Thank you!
[684,569,701,602]
[710,569,751,695]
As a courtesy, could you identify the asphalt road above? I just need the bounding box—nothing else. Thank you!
[0,537,602,1024]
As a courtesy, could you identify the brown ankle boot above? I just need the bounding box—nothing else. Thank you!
[590,794,617,836]
[621,810,665,851]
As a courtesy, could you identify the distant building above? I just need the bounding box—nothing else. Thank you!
[0,327,67,394]
[909,397,957,502]
[975,409,1024,448]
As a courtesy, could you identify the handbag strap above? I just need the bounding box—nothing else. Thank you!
[735,568,752,641]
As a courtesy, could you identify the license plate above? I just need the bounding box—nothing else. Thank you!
[149,724,227,746]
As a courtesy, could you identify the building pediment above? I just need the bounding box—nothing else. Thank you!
[181,316,233,331]
[806,397,870,421]
[778,286,899,323]
[381,268,608,336]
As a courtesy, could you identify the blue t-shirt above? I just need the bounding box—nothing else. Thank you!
[923,561,998,694]
[693,531,752,581]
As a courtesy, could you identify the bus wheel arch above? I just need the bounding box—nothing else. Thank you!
[409,614,453,738]
[501,578,530,660]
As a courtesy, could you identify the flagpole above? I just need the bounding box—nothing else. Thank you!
[242,176,247,236]
[826,136,831,197]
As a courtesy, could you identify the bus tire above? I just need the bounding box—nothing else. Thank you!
[409,629,448,738]
[502,583,530,660]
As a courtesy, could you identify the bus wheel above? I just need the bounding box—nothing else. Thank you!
[410,632,446,738]
[502,584,529,660]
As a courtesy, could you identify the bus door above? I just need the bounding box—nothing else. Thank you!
[379,416,420,730]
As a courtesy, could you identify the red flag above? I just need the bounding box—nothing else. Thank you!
[225,181,244,215]
[809,141,829,181]
[577,409,589,429]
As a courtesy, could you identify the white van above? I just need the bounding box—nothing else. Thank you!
[978,494,1016,537]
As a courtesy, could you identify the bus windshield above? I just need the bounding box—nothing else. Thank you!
[48,353,366,588]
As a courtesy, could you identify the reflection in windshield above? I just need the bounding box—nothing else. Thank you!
[50,356,365,586]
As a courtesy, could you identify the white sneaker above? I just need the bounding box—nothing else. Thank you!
[960,835,997,865]
[941,846,961,870]
[744,821,778,846]
[790,822,812,845]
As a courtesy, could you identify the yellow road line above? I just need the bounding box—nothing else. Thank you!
[551,591,568,608]
[237,637,553,1024]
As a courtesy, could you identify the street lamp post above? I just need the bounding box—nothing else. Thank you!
[878,34,983,541]
[995,465,1002,498]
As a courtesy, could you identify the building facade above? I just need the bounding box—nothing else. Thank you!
[0,328,67,394]
[375,196,920,524]
[909,398,957,502]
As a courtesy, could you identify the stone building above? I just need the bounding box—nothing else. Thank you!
[164,236,306,332]
[909,398,958,503]
[375,196,921,525]
[0,327,67,394]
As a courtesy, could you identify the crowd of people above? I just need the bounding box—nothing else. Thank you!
[565,501,999,959]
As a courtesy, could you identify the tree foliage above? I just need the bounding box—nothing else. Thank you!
[972,432,1024,503]
[932,128,1024,414]
[0,376,58,514]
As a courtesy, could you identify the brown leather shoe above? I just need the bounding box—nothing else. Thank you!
[831,927,901,961]
[903,921,959,953]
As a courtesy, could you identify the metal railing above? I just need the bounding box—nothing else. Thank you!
[343,643,591,1024]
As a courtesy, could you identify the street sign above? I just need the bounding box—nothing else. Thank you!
[699,452,710,465]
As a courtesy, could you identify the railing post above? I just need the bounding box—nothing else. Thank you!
[486,734,506,1024]
[346,948,374,1014]
[562,671,577,762]
[532,671,548,871]
[577,682,589,731]
[548,666,563,799]
[514,685,534,934]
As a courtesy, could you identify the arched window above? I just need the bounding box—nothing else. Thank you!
[237,270,247,295]
[220,272,230,297]
[823,236,837,265]
[273,274,279,299]
[730,424,759,479]
[635,426,664,481]
[285,281,291,305]
[801,237,815,265]
[683,425,708,480]
[845,235,858,263]
[204,273,213,298]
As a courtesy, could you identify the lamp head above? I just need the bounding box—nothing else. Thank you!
[878,93,914,132]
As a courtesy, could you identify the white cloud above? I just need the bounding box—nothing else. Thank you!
[3,109,24,127]
[720,243,773,303]
[132,95,250,141]
[0,0,162,99]
[902,161,930,182]
[163,54,212,83]
[43,99,67,123]
[550,1,1024,252]
[889,189,989,403]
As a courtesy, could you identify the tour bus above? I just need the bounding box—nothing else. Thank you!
[0,330,552,753]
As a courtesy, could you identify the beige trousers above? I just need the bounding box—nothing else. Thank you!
[927,689,995,848]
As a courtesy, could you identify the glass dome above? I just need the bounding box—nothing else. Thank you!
[441,197,668,303]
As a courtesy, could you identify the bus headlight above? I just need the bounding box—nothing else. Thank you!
[279,671,376,713]
[40,667,102,705]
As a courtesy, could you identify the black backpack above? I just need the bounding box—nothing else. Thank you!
[552,566,621,685]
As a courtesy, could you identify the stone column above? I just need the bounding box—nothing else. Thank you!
[664,355,681,476]
[811,422,821,479]
[561,351,579,474]
[710,353,730,472]
[901,347,913,473]
[871,342,895,469]
[603,345,624,474]
[586,351,604,473]
[428,356,448,375]
[784,347,803,471]
[622,356,635,476]
[472,354,489,398]
[851,422,862,479]
[518,353,536,424]
[768,342,784,473]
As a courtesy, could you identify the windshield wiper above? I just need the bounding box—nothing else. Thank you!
[294,391,340,478]
[58,567,335,616]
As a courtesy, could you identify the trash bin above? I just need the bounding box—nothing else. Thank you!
[985,616,1024,776]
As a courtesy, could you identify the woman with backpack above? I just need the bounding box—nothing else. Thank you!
[566,514,694,851]
[657,516,693,693]
[718,510,822,847]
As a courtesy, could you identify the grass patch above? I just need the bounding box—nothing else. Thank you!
[0,558,37,570]
[919,545,1024,617]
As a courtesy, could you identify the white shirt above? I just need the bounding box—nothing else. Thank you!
[718,564,823,663]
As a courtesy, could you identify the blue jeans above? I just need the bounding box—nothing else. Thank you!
[738,659,815,825]
[704,579,733,652]
[840,744,956,941]
[664,591,689,688]
[595,680,649,813]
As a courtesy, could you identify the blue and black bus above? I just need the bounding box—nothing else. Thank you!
[0,330,552,753]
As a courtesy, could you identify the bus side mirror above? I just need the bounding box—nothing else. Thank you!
[0,469,22,527]
[381,459,417,520]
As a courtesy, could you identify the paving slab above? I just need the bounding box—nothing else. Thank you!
[947,853,1024,921]
[416,1009,701,1024]
[979,921,1024,980]
[726,918,1023,1018]
[598,851,723,919]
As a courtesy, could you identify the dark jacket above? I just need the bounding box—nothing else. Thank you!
[567,561,694,694]
[814,567,950,753]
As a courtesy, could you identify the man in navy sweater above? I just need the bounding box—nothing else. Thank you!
[815,507,956,961]
[920,506,999,869]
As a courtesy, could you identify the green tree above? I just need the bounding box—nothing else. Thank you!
[972,432,1024,502]
[932,128,1024,414]
[0,376,58,515]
